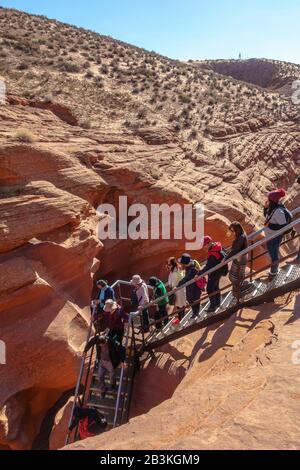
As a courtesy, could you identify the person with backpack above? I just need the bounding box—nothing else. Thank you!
[130,275,150,332]
[166,257,186,321]
[95,280,116,309]
[196,236,227,313]
[148,277,169,330]
[92,280,116,333]
[264,189,292,277]
[225,222,254,299]
[102,299,128,343]
[176,254,203,320]
[84,334,126,398]
[69,406,107,441]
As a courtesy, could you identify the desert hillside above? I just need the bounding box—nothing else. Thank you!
[0,7,300,450]
[196,58,300,97]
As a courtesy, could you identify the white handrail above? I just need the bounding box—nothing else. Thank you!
[134,213,300,312]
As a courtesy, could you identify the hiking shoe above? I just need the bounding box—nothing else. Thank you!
[101,388,108,399]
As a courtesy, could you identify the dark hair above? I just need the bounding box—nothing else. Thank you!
[148,277,160,287]
[229,222,245,237]
[167,257,178,272]
[97,280,108,288]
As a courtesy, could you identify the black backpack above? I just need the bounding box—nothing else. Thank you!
[131,289,139,309]
[219,251,229,277]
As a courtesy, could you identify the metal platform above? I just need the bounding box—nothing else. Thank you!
[142,262,300,352]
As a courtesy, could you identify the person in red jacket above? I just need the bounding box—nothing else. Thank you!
[69,406,107,441]
[196,236,226,313]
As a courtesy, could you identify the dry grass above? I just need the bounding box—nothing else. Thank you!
[13,128,38,143]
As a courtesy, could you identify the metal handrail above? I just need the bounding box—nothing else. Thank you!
[131,214,300,313]
[65,278,130,445]
[65,310,95,446]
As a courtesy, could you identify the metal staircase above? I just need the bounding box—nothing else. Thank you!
[66,207,300,445]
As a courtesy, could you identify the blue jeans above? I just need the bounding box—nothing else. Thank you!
[267,236,283,275]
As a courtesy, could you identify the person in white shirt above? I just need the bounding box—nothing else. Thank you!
[264,188,289,277]
[130,275,150,332]
[166,257,186,321]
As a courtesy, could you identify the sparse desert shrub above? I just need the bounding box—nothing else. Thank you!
[13,128,38,143]
[80,120,92,129]
[137,108,147,119]
[58,61,80,73]
[17,62,29,70]
[196,139,204,152]
[190,128,198,139]
[85,69,94,79]
[178,93,191,104]
[100,64,109,75]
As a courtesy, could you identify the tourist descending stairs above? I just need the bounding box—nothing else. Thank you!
[139,210,300,351]
[66,207,300,444]
[65,281,141,445]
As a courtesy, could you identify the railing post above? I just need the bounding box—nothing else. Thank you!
[250,240,254,282]
[113,316,132,428]
[236,261,241,306]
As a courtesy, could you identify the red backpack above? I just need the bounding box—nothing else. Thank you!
[79,417,97,440]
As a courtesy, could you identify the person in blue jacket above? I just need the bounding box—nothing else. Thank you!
[176,254,202,320]
[95,280,116,310]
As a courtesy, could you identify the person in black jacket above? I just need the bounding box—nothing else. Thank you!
[197,236,224,313]
[69,406,107,440]
[176,254,202,320]
[85,335,126,398]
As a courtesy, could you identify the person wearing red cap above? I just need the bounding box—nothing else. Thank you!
[264,188,292,277]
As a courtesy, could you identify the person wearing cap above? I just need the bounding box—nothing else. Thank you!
[95,280,116,310]
[130,275,150,332]
[264,188,292,277]
[176,254,202,319]
[148,277,169,330]
[85,334,126,399]
[196,236,225,313]
[102,299,128,343]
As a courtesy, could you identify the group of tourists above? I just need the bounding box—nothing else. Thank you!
[70,184,298,440]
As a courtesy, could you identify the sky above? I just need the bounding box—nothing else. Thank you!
[1,0,299,64]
